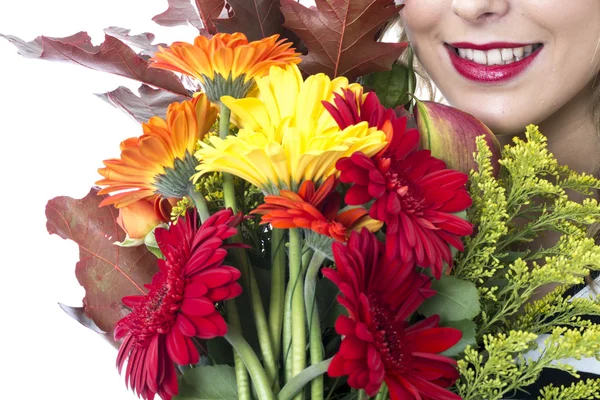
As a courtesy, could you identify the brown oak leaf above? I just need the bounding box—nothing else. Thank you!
[0,32,189,96]
[96,84,190,123]
[214,0,286,41]
[103,27,167,57]
[153,0,225,35]
[280,0,408,81]
[46,188,158,346]
[197,0,227,34]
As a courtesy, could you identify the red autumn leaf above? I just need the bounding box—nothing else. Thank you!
[0,32,189,96]
[214,0,286,40]
[153,0,203,30]
[280,0,407,81]
[153,0,225,34]
[103,27,167,57]
[197,0,227,34]
[46,187,158,346]
[96,84,190,123]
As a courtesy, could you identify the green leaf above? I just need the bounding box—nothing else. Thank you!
[316,278,347,327]
[361,62,415,109]
[418,275,481,324]
[176,365,238,400]
[440,319,477,357]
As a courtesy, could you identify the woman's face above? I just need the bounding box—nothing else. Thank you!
[400,0,600,136]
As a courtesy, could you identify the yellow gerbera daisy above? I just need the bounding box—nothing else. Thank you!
[150,33,301,102]
[97,93,218,208]
[193,64,388,194]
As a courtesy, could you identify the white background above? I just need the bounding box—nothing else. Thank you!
[0,1,197,399]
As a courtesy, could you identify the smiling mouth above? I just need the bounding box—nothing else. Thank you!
[446,43,543,66]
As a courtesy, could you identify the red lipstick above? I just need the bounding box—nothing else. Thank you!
[445,43,542,83]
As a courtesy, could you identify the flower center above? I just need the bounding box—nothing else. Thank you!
[384,163,425,214]
[128,268,185,346]
[368,295,410,371]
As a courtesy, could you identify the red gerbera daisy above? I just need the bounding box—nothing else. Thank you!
[250,176,381,242]
[325,90,473,278]
[114,209,243,400]
[322,229,462,400]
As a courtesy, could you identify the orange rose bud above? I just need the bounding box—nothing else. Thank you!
[117,199,166,241]
[414,99,501,176]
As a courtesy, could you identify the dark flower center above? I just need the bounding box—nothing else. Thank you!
[368,295,410,371]
[384,160,425,214]
[128,262,186,346]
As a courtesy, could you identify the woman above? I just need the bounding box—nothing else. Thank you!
[399,0,600,174]
[399,1,600,397]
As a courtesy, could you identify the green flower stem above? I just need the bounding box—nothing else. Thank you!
[374,382,388,400]
[406,46,416,114]
[278,358,332,400]
[269,228,286,366]
[288,228,306,392]
[218,104,237,213]
[227,300,252,400]
[284,248,313,383]
[218,102,232,140]
[187,186,210,223]
[283,276,293,383]
[304,251,327,400]
[219,103,278,388]
[357,389,367,400]
[225,328,276,400]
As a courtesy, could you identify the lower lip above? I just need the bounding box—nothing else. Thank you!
[446,45,542,83]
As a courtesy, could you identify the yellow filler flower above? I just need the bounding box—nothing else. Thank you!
[97,93,218,208]
[193,64,388,194]
[150,33,301,102]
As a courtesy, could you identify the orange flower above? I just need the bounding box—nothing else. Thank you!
[251,176,382,243]
[116,197,175,241]
[96,93,218,208]
[150,33,301,101]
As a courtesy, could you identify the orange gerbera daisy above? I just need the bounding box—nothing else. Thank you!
[96,93,218,208]
[150,33,301,102]
[251,176,382,257]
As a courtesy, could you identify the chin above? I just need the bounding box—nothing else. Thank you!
[476,116,531,137]
[444,98,537,137]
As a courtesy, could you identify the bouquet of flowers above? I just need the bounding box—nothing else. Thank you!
[7,1,600,399]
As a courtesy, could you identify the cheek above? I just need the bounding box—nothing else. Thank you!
[400,0,447,41]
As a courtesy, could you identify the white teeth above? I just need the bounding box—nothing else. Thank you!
[454,44,540,66]
[501,48,513,61]
[487,49,502,65]
[473,49,486,64]
[513,47,524,57]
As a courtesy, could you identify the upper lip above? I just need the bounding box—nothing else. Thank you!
[447,42,541,51]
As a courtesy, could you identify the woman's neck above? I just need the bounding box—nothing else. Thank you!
[498,84,599,176]
[496,84,599,300]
